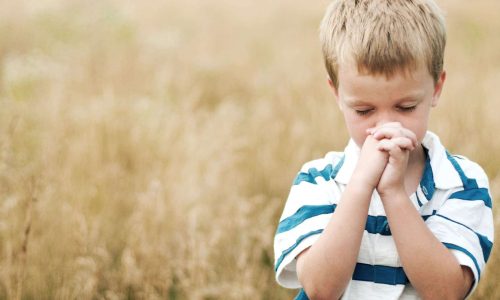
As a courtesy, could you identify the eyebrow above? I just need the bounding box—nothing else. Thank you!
[395,94,425,105]
[345,93,425,106]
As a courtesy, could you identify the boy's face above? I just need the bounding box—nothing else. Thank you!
[332,63,446,148]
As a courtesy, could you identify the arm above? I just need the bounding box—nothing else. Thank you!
[296,135,388,300]
[380,189,473,299]
[373,125,473,299]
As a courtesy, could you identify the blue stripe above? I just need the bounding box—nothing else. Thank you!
[275,211,436,272]
[277,209,435,236]
[446,152,479,189]
[420,147,436,200]
[436,214,493,262]
[353,263,408,285]
[366,215,391,236]
[293,156,345,185]
[478,235,493,262]
[449,188,492,209]
[294,262,409,299]
[365,213,435,236]
[293,172,316,185]
[294,289,309,300]
[278,209,392,236]
[293,164,333,185]
[331,155,345,179]
[443,242,481,280]
[415,192,424,207]
[275,229,323,271]
[422,210,437,221]
[276,205,336,234]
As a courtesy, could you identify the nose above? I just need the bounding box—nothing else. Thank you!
[375,111,400,128]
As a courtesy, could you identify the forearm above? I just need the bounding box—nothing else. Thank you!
[297,179,373,299]
[382,190,471,299]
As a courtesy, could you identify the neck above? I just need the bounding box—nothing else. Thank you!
[408,144,426,167]
[404,144,426,195]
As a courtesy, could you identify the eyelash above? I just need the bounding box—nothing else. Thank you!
[355,109,372,116]
[355,106,417,116]
[399,106,417,112]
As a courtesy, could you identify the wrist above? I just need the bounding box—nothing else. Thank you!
[351,167,380,190]
[377,185,406,202]
[346,175,377,203]
[343,182,374,209]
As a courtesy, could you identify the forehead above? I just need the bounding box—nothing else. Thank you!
[337,62,434,103]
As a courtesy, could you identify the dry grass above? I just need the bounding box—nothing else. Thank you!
[0,0,498,299]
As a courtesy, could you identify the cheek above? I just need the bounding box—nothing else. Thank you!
[405,114,429,142]
[344,114,371,145]
[415,124,429,142]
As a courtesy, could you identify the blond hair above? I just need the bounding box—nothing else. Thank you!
[320,0,446,88]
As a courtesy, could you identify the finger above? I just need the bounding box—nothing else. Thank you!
[372,125,409,138]
[377,139,397,152]
[377,137,414,152]
[378,122,402,128]
[389,136,415,151]
[367,122,401,135]
[370,122,402,132]
[372,126,417,147]
[377,139,408,157]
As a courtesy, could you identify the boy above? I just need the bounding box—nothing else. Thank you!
[274,0,494,299]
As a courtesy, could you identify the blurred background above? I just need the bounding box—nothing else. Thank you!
[0,0,498,299]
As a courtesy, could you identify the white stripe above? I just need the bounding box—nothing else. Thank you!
[450,249,480,294]
[274,213,331,258]
[275,234,321,288]
[279,181,339,222]
[343,280,407,299]
[437,199,494,241]
[358,232,400,267]
[427,218,485,269]
[452,156,490,189]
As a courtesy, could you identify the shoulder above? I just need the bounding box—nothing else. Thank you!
[294,151,345,185]
[424,131,490,192]
[441,153,493,210]
[299,151,344,172]
[447,153,490,189]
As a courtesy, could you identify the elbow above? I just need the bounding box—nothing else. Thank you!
[300,279,343,300]
[418,283,468,300]
[301,288,337,300]
[297,270,330,300]
[418,271,472,300]
[296,251,344,300]
[419,290,463,300]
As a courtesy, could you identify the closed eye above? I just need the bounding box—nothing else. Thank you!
[355,109,373,116]
[398,106,417,112]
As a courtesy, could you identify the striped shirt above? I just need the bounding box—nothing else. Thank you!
[274,131,494,299]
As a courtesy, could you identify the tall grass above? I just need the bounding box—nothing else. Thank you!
[0,0,498,299]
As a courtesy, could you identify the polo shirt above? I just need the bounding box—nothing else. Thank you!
[274,131,494,299]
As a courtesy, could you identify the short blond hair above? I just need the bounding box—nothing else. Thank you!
[320,0,446,88]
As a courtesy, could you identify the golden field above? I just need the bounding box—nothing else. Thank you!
[0,0,499,299]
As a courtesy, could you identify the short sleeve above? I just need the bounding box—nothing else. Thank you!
[425,180,494,295]
[274,156,343,288]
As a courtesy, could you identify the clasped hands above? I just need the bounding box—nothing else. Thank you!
[355,122,418,197]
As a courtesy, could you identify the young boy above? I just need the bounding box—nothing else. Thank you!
[274,0,494,299]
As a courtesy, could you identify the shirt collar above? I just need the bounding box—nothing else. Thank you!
[333,139,360,185]
[421,131,463,190]
[332,131,464,195]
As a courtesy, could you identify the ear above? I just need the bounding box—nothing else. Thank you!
[327,77,339,98]
[327,77,344,110]
[431,71,446,107]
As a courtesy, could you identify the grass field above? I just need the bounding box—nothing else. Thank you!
[0,0,499,299]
